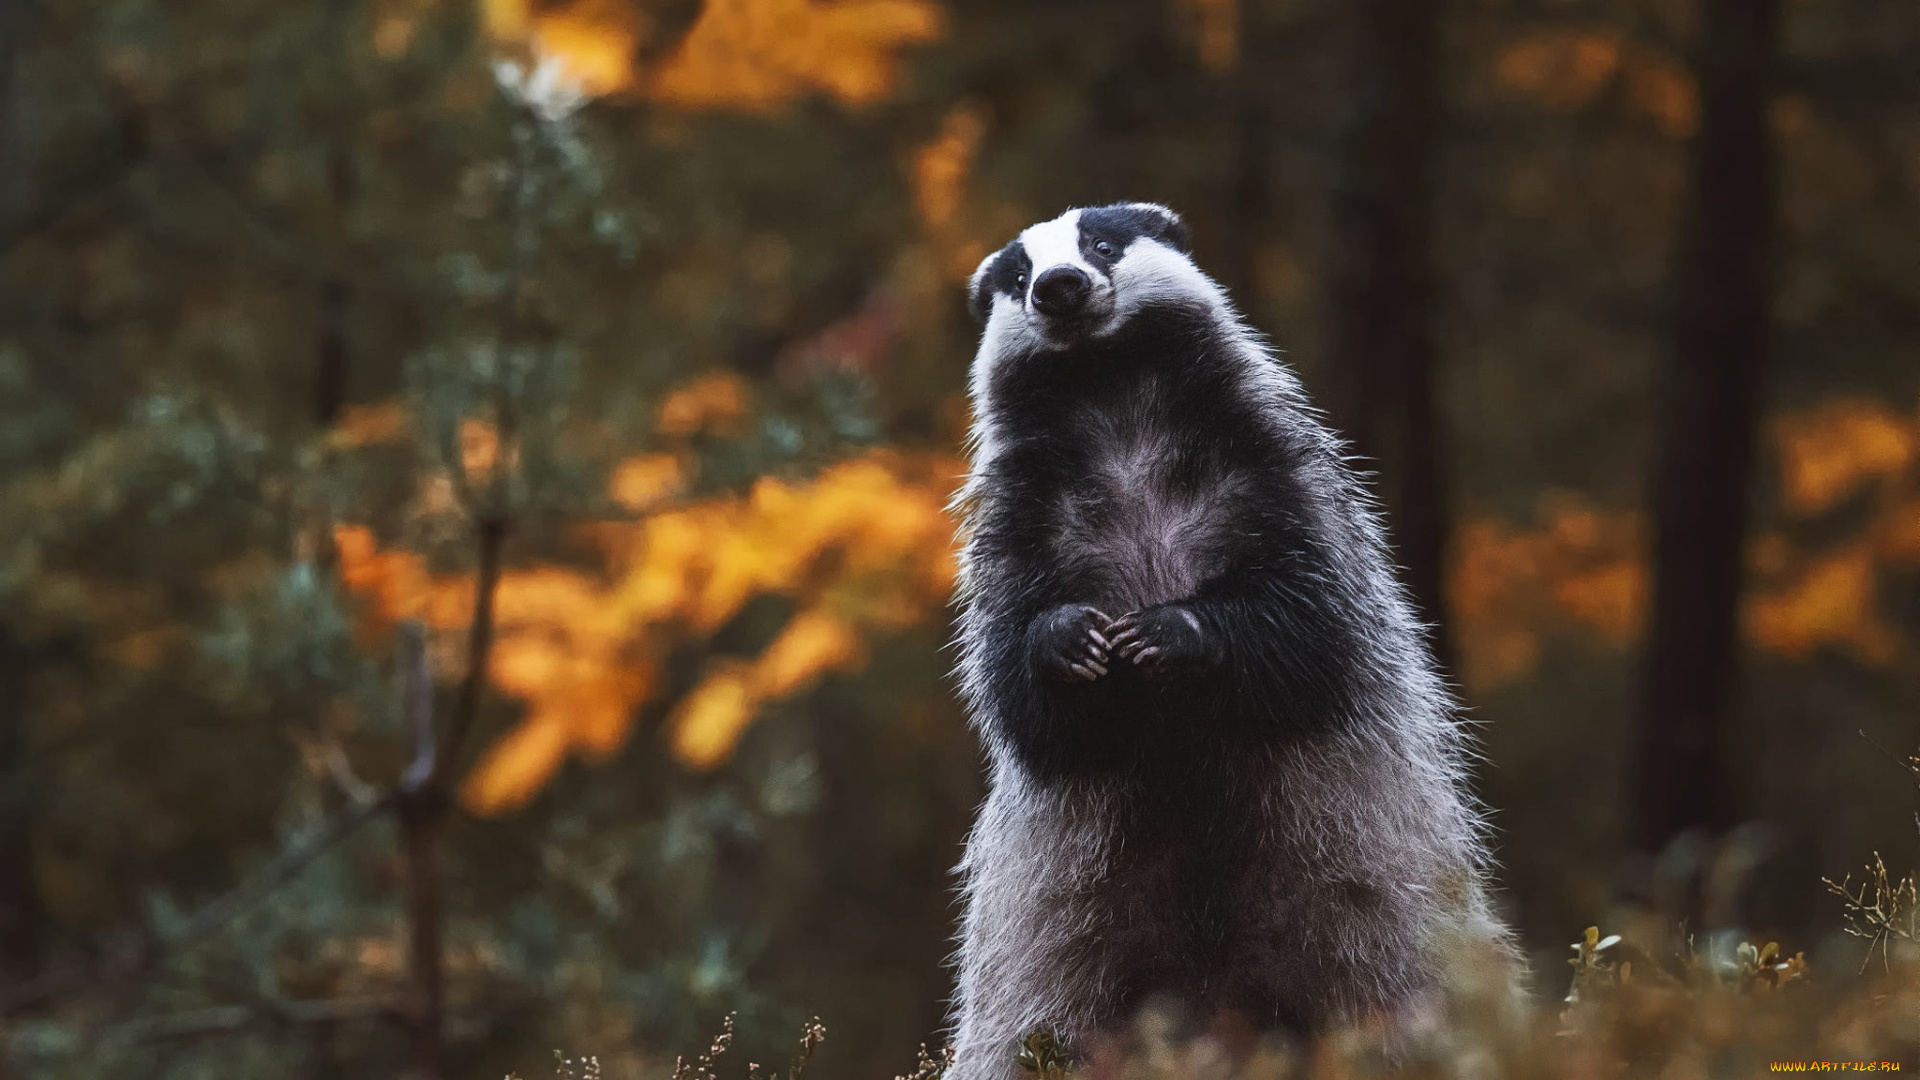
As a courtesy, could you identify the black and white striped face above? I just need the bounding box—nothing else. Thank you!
[967,203,1197,351]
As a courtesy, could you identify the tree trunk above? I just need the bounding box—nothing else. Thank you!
[1631,0,1778,856]
[0,0,21,225]
[399,791,444,1080]
[0,626,42,988]
[1324,0,1451,665]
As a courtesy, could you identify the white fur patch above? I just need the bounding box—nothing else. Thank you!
[1098,238,1230,336]
[1016,209,1090,285]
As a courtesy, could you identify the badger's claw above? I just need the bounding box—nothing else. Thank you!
[1109,604,1209,677]
[1032,604,1114,682]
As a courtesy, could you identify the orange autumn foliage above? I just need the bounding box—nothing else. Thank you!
[479,0,943,112]
[655,371,751,438]
[330,401,410,449]
[1743,398,1920,663]
[1449,493,1648,690]
[1494,30,1622,109]
[912,101,990,282]
[1623,52,1699,138]
[609,453,687,512]
[671,608,864,768]
[1773,398,1915,515]
[334,412,962,815]
[481,0,641,96]
[1491,30,1697,135]
[1447,399,1920,689]
[1746,543,1900,665]
[650,0,944,112]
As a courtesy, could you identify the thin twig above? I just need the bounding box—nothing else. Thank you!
[399,620,436,792]
[438,512,508,776]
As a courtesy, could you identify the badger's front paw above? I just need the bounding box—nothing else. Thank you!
[1031,604,1113,683]
[1108,604,1210,677]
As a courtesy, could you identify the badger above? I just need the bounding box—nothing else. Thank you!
[946,203,1514,1077]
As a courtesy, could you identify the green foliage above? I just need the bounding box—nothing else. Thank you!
[1013,1029,1071,1079]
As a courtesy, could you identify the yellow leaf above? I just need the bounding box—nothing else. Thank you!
[1774,399,1914,516]
[751,609,863,698]
[671,665,759,770]
[1745,543,1900,664]
[656,372,750,437]
[912,101,987,263]
[331,401,410,447]
[461,716,571,816]
[610,453,686,512]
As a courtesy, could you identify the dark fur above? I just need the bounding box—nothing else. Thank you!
[947,205,1512,1079]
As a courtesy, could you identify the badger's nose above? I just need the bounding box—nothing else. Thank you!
[1030,266,1092,316]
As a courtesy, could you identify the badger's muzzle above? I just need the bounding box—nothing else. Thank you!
[1030,266,1092,318]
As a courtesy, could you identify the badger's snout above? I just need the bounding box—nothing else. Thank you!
[1031,266,1093,317]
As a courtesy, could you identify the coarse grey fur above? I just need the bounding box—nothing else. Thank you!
[945,204,1516,1079]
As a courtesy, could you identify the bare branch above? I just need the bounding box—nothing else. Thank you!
[438,513,508,776]
[399,620,436,793]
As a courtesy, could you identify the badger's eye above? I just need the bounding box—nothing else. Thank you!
[1093,240,1115,257]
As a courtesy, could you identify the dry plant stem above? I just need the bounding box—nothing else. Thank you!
[1825,851,1919,975]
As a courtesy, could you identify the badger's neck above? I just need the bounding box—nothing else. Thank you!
[980,304,1221,433]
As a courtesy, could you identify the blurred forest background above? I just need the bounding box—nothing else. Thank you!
[1,0,1918,1076]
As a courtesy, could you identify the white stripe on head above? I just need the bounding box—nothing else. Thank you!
[1018,209,1090,282]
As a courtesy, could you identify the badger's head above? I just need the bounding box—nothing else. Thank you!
[968,203,1209,354]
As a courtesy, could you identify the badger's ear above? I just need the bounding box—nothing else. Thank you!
[967,247,1001,323]
[1128,202,1190,255]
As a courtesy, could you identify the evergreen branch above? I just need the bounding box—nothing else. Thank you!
[0,793,394,1016]
[172,794,397,946]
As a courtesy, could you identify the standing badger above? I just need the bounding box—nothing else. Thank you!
[947,203,1512,1076]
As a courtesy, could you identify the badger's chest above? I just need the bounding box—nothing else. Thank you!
[1045,375,1247,614]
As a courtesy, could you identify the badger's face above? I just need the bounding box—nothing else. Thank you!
[968,203,1197,352]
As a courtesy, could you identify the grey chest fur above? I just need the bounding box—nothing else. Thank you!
[1047,392,1247,612]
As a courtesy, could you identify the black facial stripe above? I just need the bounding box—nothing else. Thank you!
[1078,227,1121,273]
[1078,203,1192,259]
[971,243,1034,321]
